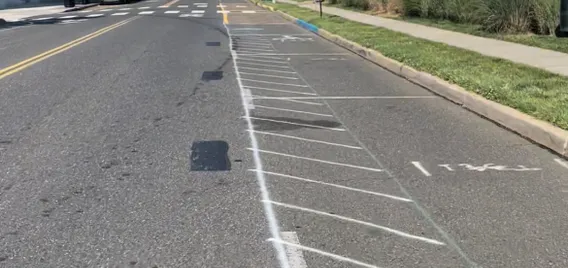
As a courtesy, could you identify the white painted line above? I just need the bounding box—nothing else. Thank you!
[236,5,247,7]
[217,10,230,13]
[99,9,113,11]
[239,72,298,80]
[180,14,203,17]
[59,15,78,19]
[246,117,344,131]
[278,98,323,106]
[119,8,131,10]
[158,5,168,8]
[254,105,333,117]
[139,11,155,15]
[266,200,445,246]
[32,17,53,21]
[252,96,438,100]
[238,55,284,60]
[232,34,313,36]
[178,5,189,8]
[232,27,264,30]
[240,79,308,88]
[242,10,256,13]
[196,2,208,5]
[138,6,151,9]
[235,47,275,52]
[249,149,389,173]
[255,170,413,201]
[192,10,205,13]
[268,238,380,268]
[111,12,129,16]
[280,232,308,268]
[237,61,292,69]
[237,57,287,64]
[244,86,316,96]
[165,10,180,14]
[196,5,207,8]
[225,25,291,268]
[86,14,104,18]
[234,43,273,48]
[239,66,294,73]
[78,10,92,13]
[237,53,350,56]
[411,161,432,177]
[249,131,362,149]
[554,158,568,169]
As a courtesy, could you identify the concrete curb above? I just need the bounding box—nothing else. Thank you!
[64,3,98,12]
[252,1,568,157]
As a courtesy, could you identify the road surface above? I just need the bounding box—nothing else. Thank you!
[0,0,567,267]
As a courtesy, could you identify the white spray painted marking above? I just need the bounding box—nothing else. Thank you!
[244,88,255,110]
[98,9,113,11]
[249,149,388,172]
[269,238,382,268]
[240,79,308,88]
[223,22,291,268]
[78,10,92,13]
[119,7,131,10]
[280,232,308,268]
[243,86,315,96]
[249,131,361,149]
[242,10,256,13]
[165,10,180,14]
[254,105,332,117]
[111,12,129,16]
[178,5,189,8]
[239,66,294,73]
[138,6,151,9]
[234,42,273,47]
[139,11,155,15]
[59,15,78,19]
[273,35,314,42]
[265,200,445,245]
[438,164,455,171]
[86,14,104,18]
[158,5,168,8]
[32,17,53,21]
[191,10,205,13]
[246,117,345,132]
[236,47,276,52]
[458,163,541,171]
[254,170,411,201]
[239,72,298,80]
[180,14,203,17]
[554,158,568,170]
[58,19,88,24]
[411,161,432,177]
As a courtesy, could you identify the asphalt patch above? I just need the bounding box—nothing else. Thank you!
[206,41,221,46]
[201,71,223,81]
[190,141,231,171]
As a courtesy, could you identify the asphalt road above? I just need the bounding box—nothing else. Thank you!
[1,0,568,267]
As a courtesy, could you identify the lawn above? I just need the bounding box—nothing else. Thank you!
[263,3,568,130]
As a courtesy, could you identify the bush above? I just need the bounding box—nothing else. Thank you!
[339,0,371,10]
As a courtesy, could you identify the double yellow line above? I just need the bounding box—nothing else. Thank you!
[0,17,137,80]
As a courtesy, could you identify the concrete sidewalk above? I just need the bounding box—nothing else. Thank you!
[0,4,96,22]
[278,0,568,77]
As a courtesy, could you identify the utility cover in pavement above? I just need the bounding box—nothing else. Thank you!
[190,141,231,171]
[201,71,223,81]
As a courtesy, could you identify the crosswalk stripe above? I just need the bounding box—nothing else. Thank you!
[217,10,229,13]
[139,11,154,15]
[111,12,129,16]
[242,10,256,13]
[180,14,203,17]
[59,15,78,19]
[194,2,207,4]
[119,8,131,10]
[191,10,205,13]
[158,5,168,8]
[165,10,180,14]
[178,5,188,8]
[86,14,104,17]
[78,10,92,13]
[99,9,113,11]
[138,6,150,9]
[32,17,53,21]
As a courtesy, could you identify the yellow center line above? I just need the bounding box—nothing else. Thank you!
[218,1,228,24]
[0,17,138,80]
[163,0,180,7]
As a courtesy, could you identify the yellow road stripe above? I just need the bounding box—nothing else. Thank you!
[220,1,228,24]
[0,17,137,80]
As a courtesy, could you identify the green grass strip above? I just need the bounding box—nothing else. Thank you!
[266,2,568,130]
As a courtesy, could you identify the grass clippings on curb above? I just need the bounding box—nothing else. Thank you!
[266,3,568,131]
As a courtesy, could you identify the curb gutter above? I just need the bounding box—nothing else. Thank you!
[251,1,568,158]
[64,3,98,12]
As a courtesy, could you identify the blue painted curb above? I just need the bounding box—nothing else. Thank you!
[296,19,318,33]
